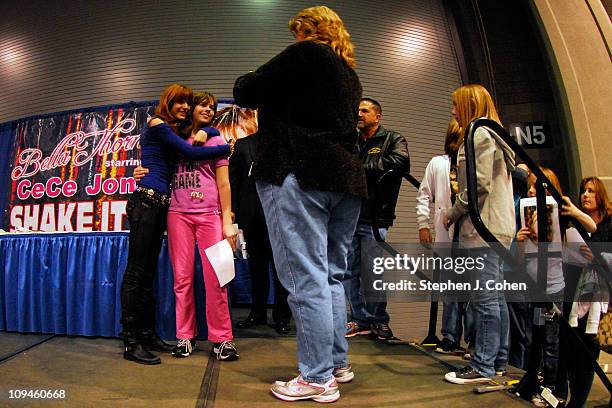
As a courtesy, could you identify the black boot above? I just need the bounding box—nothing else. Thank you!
[124,340,161,365]
[122,318,160,365]
[142,330,174,353]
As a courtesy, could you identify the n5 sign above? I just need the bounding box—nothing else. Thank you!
[509,122,552,148]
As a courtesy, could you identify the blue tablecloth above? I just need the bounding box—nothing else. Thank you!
[0,232,253,340]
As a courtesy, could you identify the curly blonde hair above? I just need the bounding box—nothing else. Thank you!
[288,5,356,69]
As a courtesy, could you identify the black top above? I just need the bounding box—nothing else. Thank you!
[357,126,410,227]
[229,134,263,229]
[590,215,611,244]
[233,40,366,197]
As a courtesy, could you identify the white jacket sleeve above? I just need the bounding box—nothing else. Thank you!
[416,159,436,230]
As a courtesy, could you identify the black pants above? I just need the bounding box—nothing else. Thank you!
[556,265,601,406]
[527,309,560,388]
[507,301,532,370]
[120,190,169,335]
[243,214,291,324]
[556,313,600,407]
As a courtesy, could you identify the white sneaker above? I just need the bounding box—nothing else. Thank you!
[275,366,354,385]
[444,365,490,384]
[270,375,340,403]
[333,365,354,383]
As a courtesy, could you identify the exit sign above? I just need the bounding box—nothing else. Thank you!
[508,122,552,148]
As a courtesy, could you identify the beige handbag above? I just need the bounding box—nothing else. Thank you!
[597,311,612,354]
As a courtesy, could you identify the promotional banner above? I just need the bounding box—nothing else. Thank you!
[6,104,154,232]
[3,100,257,232]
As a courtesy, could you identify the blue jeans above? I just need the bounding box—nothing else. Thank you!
[468,247,510,377]
[256,174,361,383]
[343,223,389,327]
[441,301,475,344]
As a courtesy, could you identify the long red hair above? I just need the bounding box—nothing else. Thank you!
[153,84,193,133]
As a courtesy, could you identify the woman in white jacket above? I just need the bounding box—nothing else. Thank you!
[416,120,473,354]
[416,120,458,245]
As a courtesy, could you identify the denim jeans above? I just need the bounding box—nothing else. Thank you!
[441,301,475,344]
[121,190,169,334]
[468,247,510,377]
[257,174,361,383]
[343,223,389,327]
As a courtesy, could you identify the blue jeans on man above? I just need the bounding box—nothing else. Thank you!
[441,301,475,345]
[343,223,389,327]
[256,174,361,383]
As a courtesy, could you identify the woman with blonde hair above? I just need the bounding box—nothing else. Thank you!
[442,84,515,384]
[234,5,364,403]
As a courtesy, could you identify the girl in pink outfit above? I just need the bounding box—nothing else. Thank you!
[167,91,238,361]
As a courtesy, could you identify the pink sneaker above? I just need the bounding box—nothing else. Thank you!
[270,375,340,403]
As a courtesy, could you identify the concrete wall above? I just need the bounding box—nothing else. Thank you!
[530,0,612,193]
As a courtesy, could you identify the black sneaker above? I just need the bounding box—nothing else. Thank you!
[435,338,457,354]
[213,340,239,361]
[172,338,195,358]
[371,322,394,341]
[444,365,490,384]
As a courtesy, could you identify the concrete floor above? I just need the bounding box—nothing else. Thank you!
[0,333,527,408]
[0,318,610,407]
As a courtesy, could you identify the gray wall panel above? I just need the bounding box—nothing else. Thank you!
[1,0,462,339]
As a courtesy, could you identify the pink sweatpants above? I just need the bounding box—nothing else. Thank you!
[167,210,233,342]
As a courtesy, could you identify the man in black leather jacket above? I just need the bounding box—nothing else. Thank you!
[344,98,410,341]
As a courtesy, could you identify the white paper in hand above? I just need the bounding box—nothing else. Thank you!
[204,239,236,287]
[564,227,589,266]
